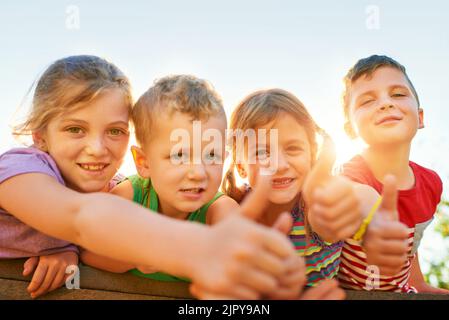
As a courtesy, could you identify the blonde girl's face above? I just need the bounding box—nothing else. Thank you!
[134,112,226,219]
[238,114,313,205]
[36,88,130,193]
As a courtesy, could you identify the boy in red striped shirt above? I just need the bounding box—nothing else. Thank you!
[337,55,448,293]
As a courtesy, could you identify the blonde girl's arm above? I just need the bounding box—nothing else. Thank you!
[0,173,297,299]
[79,180,136,273]
[0,173,205,278]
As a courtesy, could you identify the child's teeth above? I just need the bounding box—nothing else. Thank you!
[80,164,105,171]
[273,178,293,185]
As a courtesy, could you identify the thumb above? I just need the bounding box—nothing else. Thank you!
[23,256,39,277]
[272,212,293,235]
[380,175,399,221]
[302,136,336,203]
[240,171,272,220]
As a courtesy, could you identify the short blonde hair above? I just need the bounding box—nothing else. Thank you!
[14,55,132,137]
[132,74,225,148]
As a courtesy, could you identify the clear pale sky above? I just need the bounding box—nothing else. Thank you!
[1,1,448,272]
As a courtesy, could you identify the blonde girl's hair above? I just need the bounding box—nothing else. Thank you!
[222,88,326,203]
[13,55,133,138]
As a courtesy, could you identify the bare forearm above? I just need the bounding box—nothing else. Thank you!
[73,193,206,279]
[80,249,134,273]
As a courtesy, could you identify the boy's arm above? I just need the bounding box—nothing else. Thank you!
[206,195,240,225]
[409,253,449,294]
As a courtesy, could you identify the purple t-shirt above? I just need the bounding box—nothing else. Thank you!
[0,147,79,258]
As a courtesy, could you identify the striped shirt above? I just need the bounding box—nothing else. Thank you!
[289,204,343,287]
[338,156,442,292]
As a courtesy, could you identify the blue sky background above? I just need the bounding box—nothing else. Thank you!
[1,1,448,277]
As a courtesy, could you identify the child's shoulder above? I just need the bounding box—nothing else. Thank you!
[339,155,376,186]
[1,146,51,163]
[110,179,134,200]
[0,147,64,184]
[410,161,443,198]
[206,194,240,225]
[410,161,441,182]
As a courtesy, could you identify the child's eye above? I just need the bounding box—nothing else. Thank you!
[360,99,374,106]
[205,150,222,161]
[66,127,83,134]
[256,149,269,158]
[287,146,303,154]
[170,151,189,162]
[392,93,406,98]
[108,128,126,136]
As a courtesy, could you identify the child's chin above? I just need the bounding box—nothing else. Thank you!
[176,202,204,213]
[69,180,107,193]
[268,193,297,205]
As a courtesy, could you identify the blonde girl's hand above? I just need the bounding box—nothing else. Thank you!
[190,275,345,300]
[23,251,79,299]
[190,256,307,300]
[264,254,307,299]
[263,212,307,299]
[300,279,346,300]
[189,176,297,300]
[302,137,363,243]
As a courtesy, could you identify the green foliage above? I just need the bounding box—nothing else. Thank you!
[424,199,449,289]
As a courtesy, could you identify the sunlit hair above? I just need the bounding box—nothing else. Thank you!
[132,74,226,148]
[222,88,326,203]
[342,54,420,139]
[13,55,133,139]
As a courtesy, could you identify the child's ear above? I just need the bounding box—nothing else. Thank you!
[131,146,151,178]
[32,131,48,152]
[236,164,247,178]
[418,108,424,129]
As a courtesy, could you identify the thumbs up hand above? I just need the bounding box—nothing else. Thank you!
[242,176,308,300]
[362,175,409,276]
[303,137,363,243]
[189,170,303,300]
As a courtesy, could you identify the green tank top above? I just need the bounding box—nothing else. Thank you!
[127,175,224,282]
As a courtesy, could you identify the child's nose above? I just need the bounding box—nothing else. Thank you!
[378,96,396,111]
[85,136,108,156]
[379,104,395,111]
[187,164,207,180]
[273,151,289,173]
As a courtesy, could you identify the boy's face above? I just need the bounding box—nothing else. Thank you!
[133,111,226,218]
[347,66,424,147]
[237,114,313,205]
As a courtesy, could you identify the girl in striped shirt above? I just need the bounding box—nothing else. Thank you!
[222,88,364,289]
